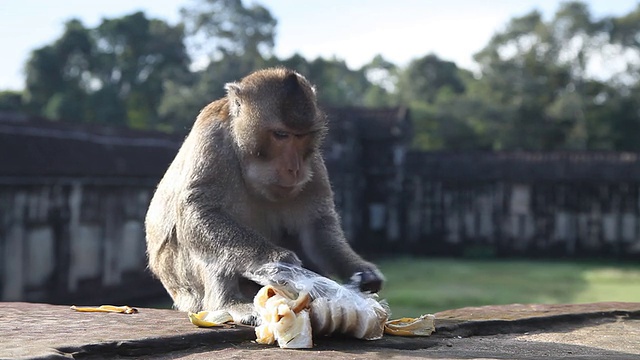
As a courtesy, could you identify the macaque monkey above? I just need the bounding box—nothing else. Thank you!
[145,68,383,324]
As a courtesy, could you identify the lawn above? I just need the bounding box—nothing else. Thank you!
[377,257,640,318]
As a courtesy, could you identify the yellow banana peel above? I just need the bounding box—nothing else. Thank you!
[188,310,234,328]
[70,305,138,314]
[384,314,436,336]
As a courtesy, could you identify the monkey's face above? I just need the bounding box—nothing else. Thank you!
[225,68,327,202]
[243,127,317,201]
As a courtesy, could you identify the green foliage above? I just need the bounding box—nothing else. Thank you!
[24,13,189,129]
[42,92,89,122]
[94,12,190,129]
[24,20,92,119]
[180,0,277,59]
[0,91,24,112]
[397,54,465,105]
[458,1,640,151]
[378,258,640,316]
[362,54,399,107]
[404,1,640,151]
[609,4,640,48]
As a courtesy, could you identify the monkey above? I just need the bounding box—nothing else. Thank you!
[145,67,383,325]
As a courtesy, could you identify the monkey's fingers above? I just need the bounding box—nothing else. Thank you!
[351,270,384,293]
[384,314,436,336]
[188,310,235,328]
[70,305,138,314]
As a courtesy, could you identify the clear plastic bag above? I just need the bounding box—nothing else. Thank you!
[250,262,389,341]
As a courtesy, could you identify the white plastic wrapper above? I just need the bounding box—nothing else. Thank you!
[250,262,389,345]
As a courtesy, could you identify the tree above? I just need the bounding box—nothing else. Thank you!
[180,0,277,61]
[92,12,190,128]
[409,76,512,151]
[472,3,604,150]
[24,13,190,129]
[24,19,92,122]
[405,1,640,151]
[397,54,465,105]
[0,91,25,112]
[608,3,640,83]
[393,54,480,150]
[362,55,398,107]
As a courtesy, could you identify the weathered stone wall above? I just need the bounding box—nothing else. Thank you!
[324,107,410,251]
[356,152,640,258]
[0,180,165,304]
[399,180,640,257]
[0,115,181,304]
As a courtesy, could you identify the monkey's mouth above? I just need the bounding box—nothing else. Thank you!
[271,184,300,197]
[274,184,296,192]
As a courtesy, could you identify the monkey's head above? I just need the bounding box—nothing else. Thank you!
[225,68,327,201]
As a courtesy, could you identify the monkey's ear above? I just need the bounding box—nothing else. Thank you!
[225,82,242,117]
[293,72,317,95]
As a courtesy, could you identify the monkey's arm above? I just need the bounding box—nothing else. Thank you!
[300,211,384,292]
[178,199,301,270]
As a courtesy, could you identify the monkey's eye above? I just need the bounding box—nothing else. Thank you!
[272,131,290,140]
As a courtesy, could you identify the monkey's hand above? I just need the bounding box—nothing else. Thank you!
[350,267,385,294]
[226,303,261,326]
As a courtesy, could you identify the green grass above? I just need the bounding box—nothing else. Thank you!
[377,257,640,318]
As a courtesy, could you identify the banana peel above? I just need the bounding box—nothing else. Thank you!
[384,314,436,336]
[188,310,234,328]
[70,305,138,314]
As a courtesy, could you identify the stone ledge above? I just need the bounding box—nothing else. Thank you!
[1,302,639,359]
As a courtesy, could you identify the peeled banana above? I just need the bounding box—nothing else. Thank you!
[308,295,388,340]
[254,285,313,348]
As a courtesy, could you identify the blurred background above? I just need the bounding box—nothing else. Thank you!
[1,0,639,317]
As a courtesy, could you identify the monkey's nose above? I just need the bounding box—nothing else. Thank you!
[287,160,301,177]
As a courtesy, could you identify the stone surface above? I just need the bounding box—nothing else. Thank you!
[0,302,639,359]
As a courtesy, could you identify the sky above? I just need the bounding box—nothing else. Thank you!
[0,0,637,90]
